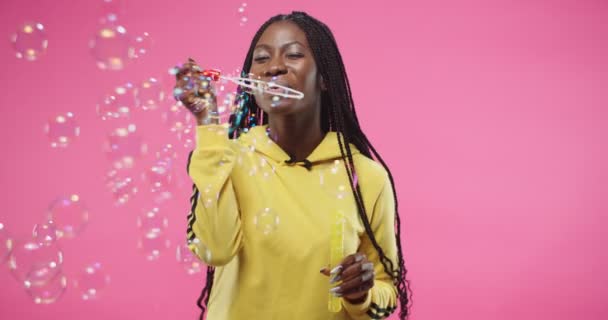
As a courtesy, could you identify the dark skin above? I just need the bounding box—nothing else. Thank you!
[174,21,374,304]
[248,21,324,162]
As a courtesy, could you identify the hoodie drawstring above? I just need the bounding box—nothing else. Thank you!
[285,157,313,171]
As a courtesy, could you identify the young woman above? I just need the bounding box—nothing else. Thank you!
[175,11,412,320]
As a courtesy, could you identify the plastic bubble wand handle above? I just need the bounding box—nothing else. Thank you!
[202,69,304,100]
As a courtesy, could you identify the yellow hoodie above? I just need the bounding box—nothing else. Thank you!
[187,123,398,320]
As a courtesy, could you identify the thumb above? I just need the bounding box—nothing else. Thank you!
[319,266,330,277]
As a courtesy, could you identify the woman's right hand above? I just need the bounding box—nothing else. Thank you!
[173,58,219,124]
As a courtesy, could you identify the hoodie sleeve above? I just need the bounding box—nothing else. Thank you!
[343,172,399,319]
[186,124,244,267]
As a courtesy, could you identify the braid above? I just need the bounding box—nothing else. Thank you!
[195,11,412,320]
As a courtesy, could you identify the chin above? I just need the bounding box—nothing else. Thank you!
[259,99,298,114]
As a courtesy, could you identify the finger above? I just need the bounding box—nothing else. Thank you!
[174,76,214,102]
[328,253,366,283]
[334,269,375,295]
[339,260,373,284]
[334,253,365,274]
[341,253,365,269]
[341,278,374,298]
[320,266,330,277]
[175,60,201,79]
[334,262,375,283]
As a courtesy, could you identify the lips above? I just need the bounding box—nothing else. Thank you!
[266,79,292,90]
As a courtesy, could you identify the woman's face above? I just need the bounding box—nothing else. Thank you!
[249,21,322,115]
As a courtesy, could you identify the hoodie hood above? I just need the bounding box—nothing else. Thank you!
[239,125,360,169]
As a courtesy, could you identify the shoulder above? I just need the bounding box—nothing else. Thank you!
[352,154,390,198]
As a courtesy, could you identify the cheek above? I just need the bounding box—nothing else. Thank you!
[301,67,319,92]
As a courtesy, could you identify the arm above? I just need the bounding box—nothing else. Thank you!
[343,173,399,319]
[186,124,243,267]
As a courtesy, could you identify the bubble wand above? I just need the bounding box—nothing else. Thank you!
[201,69,304,100]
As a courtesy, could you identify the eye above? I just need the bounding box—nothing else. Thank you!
[287,53,304,59]
[253,56,269,62]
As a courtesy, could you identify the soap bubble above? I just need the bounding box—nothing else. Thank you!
[11,22,48,61]
[238,3,249,27]
[47,194,89,239]
[0,223,13,264]
[155,143,178,163]
[89,23,130,70]
[25,270,67,304]
[129,32,152,59]
[136,207,168,237]
[258,157,276,180]
[162,102,193,137]
[135,77,164,111]
[97,94,130,120]
[32,221,58,246]
[319,160,351,200]
[199,185,219,209]
[104,124,148,169]
[75,262,111,301]
[106,169,138,206]
[44,112,80,148]
[253,207,280,235]
[8,239,63,286]
[144,159,174,193]
[99,0,126,21]
[176,243,202,275]
[137,231,170,261]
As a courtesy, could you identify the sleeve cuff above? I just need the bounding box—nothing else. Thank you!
[342,291,372,315]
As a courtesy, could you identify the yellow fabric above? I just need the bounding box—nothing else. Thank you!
[187,124,398,319]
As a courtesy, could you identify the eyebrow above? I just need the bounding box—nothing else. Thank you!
[254,41,306,51]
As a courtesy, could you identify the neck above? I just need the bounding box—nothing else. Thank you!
[267,110,324,162]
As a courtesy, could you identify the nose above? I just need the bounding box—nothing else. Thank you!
[264,58,287,78]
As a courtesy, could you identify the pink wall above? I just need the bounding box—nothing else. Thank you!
[0,0,606,319]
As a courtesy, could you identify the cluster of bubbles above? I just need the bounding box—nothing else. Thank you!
[238,3,249,27]
[8,0,219,306]
[6,0,360,309]
[89,0,151,71]
[1,194,113,304]
[136,207,171,261]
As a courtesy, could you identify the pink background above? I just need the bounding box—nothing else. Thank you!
[1,0,607,319]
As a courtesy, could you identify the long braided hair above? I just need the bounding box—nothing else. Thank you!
[195,11,412,320]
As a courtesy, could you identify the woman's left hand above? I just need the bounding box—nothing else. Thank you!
[320,253,375,304]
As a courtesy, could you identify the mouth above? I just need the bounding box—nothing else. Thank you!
[265,79,292,90]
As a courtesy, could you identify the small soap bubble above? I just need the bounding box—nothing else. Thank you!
[135,77,164,111]
[9,239,63,286]
[75,262,111,301]
[253,207,280,235]
[129,32,151,59]
[0,223,13,264]
[106,169,138,206]
[25,270,67,304]
[136,207,168,237]
[176,243,202,275]
[238,3,248,27]
[137,231,170,261]
[47,194,89,239]
[11,22,48,61]
[104,124,148,169]
[44,112,80,148]
[32,221,58,246]
[89,23,131,70]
